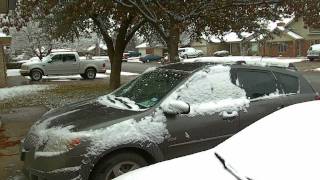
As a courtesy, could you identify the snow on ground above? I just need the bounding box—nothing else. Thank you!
[0,85,54,101]
[6,69,20,77]
[184,56,305,68]
[126,57,142,63]
[313,68,320,71]
[106,70,140,76]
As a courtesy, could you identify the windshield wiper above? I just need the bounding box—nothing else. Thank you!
[115,97,133,109]
[214,153,253,180]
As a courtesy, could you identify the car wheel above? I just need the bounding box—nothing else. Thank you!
[85,68,96,80]
[30,69,43,81]
[183,55,188,59]
[147,59,150,63]
[309,58,315,62]
[89,152,148,180]
[80,74,88,79]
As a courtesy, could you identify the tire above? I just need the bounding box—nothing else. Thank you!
[89,152,148,180]
[30,69,43,81]
[85,68,96,80]
[309,58,315,62]
[80,74,88,79]
[183,55,188,59]
[147,59,150,63]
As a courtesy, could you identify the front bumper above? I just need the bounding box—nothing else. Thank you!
[20,69,30,76]
[21,144,92,180]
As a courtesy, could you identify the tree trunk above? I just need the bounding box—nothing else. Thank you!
[167,23,180,63]
[109,52,123,90]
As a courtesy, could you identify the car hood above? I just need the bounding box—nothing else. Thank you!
[37,99,142,132]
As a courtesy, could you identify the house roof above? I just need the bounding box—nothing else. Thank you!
[87,43,107,51]
[202,32,254,43]
[136,42,164,49]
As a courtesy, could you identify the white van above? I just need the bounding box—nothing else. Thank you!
[307,44,320,61]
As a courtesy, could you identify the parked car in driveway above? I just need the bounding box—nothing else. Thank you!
[21,62,318,180]
[20,51,107,81]
[307,44,320,61]
[179,47,203,59]
[139,54,162,63]
[116,101,320,180]
[213,50,230,57]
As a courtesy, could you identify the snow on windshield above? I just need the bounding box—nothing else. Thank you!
[97,95,144,111]
[163,65,249,116]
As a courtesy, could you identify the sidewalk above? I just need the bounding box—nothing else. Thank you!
[0,106,48,180]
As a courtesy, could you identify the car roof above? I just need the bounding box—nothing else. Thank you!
[160,62,297,74]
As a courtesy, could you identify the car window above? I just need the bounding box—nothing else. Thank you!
[63,54,76,62]
[274,72,299,94]
[113,69,190,108]
[172,66,243,105]
[51,55,62,62]
[237,70,277,99]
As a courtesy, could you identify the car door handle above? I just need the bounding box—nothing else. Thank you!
[277,105,285,110]
[221,111,238,121]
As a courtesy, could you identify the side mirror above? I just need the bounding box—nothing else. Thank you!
[161,100,190,115]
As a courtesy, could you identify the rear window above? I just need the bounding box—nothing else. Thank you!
[274,72,299,94]
[237,70,277,99]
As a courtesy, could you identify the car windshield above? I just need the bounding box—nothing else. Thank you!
[112,69,190,109]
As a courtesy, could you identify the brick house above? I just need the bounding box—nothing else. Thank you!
[136,43,165,56]
[259,17,320,57]
[190,32,257,56]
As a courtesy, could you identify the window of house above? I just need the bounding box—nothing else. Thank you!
[309,27,320,33]
[237,70,277,99]
[278,43,288,53]
[309,40,320,45]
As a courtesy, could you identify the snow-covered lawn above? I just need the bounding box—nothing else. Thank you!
[184,56,306,68]
[6,69,20,77]
[0,85,54,101]
[313,68,320,72]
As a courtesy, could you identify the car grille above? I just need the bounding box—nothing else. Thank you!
[24,133,40,151]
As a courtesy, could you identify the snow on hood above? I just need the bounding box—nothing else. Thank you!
[116,101,320,180]
[30,106,169,159]
[162,65,249,116]
[86,108,169,156]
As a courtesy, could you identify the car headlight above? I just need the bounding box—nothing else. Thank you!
[40,136,82,153]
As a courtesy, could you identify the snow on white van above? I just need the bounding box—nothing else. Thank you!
[307,44,320,61]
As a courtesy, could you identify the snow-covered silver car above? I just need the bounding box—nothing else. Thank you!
[21,62,318,180]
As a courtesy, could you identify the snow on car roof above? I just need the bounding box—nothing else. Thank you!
[116,101,320,180]
[183,56,303,69]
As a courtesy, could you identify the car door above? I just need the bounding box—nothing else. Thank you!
[164,67,241,159]
[236,68,285,130]
[61,54,79,75]
[45,54,63,75]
